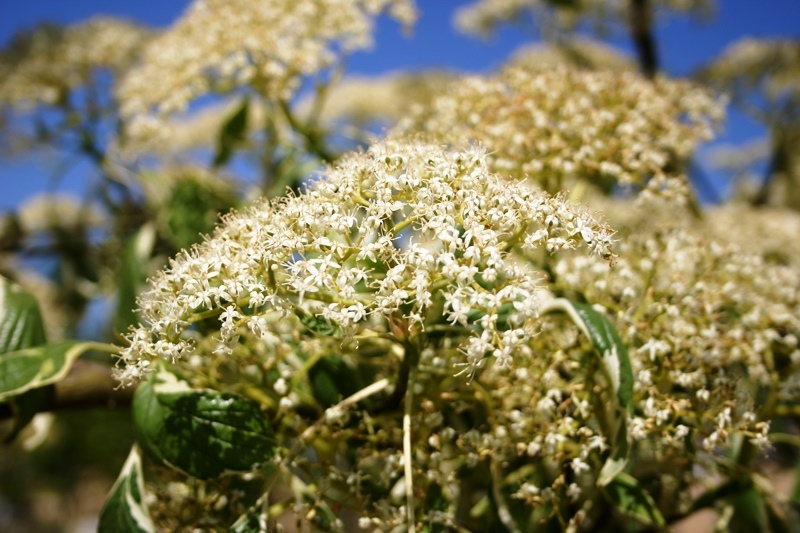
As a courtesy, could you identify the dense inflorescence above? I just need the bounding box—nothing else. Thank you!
[0,17,151,109]
[557,227,796,439]
[117,138,614,387]
[395,67,723,200]
[453,0,712,38]
[116,0,417,145]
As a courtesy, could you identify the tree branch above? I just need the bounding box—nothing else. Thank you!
[630,0,659,78]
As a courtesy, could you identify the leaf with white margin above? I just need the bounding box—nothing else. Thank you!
[540,298,634,486]
[98,444,155,533]
[0,340,111,402]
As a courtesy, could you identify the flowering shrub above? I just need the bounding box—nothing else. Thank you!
[118,139,614,385]
[116,0,417,146]
[111,136,643,533]
[0,17,150,109]
[1,2,800,533]
[395,67,723,201]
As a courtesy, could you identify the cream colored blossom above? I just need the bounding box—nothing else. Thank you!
[706,203,800,267]
[699,38,800,106]
[506,37,635,73]
[298,70,456,126]
[0,17,151,109]
[116,138,613,385]
[117,0,417,145]
[552,199,800,462]
[395,67,723,198]
[454,0,712,38]
[17,194,107,234]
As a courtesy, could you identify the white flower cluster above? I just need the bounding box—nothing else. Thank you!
[700,38,800,103]
[116,0,417,144]
[454,0,711,38]
[116,139,614,385]
[395,67,723,198]
[706,203,800,267]
[506,38,635,73]
[554,213,800,457]
[296,70,455,128]
[0,17,150,109]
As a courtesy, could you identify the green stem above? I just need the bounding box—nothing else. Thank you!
[277,99,336,163]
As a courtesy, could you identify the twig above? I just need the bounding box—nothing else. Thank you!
[299,378,390,442]
[630,0,658,78]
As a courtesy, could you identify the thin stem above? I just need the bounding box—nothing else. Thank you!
[277,99,336,163]
[299,378,390,443]
[404,363,418,533]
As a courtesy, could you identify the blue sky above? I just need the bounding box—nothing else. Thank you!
[1,1,798,208]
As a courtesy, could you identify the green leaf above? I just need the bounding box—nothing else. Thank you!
[98,444,155,533]
[0,340,106,402]
[604,473,665,528]
[309,357,343,408]
[115,224,155,335]
[0,275,50,439]
[213,97,249,167]
[132,372,278,480]
[308,355,365,408]
[540,299,634,485]
[0,275,47,354]
[726,482,769,533]
[295,309,342,338]
[3,387,52,443]
[597,415,630,486]
[567,301,634,410]
[164,178,236,250]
